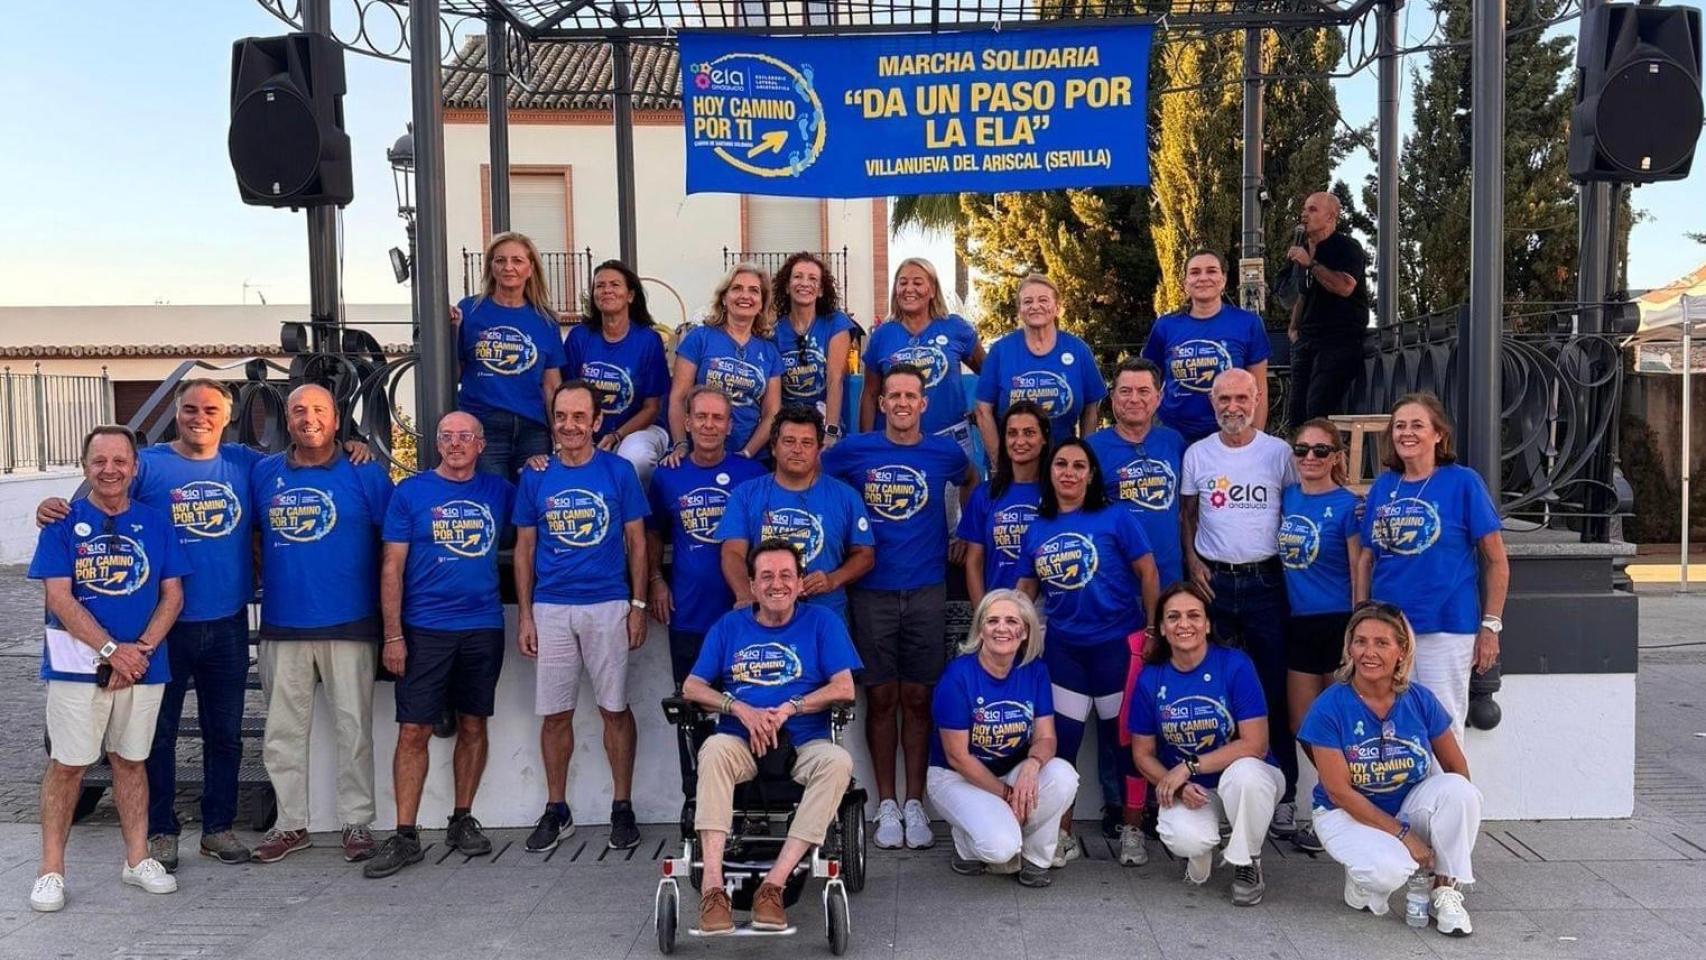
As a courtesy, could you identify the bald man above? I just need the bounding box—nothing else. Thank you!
[1284,192,1370,424]
[251,383,394,865]
[1179,369,1303,840]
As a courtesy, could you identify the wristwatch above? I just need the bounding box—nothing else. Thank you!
[629,598,648,611]
[1480,615,1504,634]
[98,640,118,660]
[1184,756,1200,777]
[825,424,844,439]
[789,695,806,715]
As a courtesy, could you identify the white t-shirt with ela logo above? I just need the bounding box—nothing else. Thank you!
[1181,432,1298,564]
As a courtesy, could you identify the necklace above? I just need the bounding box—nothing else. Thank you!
[1390,466,1437,500]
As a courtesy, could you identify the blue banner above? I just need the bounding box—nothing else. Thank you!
[680,26,1153,199]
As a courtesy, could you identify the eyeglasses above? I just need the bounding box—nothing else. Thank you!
[437,431,479,443]
[1292,443,1338,459]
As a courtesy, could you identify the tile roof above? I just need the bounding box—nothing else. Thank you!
[443,36,682,111]
[0,345,413,360]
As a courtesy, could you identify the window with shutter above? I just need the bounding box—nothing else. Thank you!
[745,196,822,254]
[509,173,569,253]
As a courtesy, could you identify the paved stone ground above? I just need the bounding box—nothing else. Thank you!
[0,570,1701,958]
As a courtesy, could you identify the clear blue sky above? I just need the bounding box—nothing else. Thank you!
[3,2,1700,307]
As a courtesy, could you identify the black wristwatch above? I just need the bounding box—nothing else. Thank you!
[1184,757,1201,777]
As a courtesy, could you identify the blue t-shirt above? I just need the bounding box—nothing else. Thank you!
[1142,307,1272,440]
[562,323,670,440]
[1019,506,1154,647]
[955,480,1041,593]
[253,452,393,633]
[456,296,567,426]
[714,475,875,617]
[675,325,784,452]
[648,453,769,633]
[863,315,981,435]
[1360,465,1502,634]
[1085,425,1187,588]
[775,312,855,418]
[28,498,191,684]
[929,653,1055,775]
[132,442,262,622]
[975,329,1107,445]
[1279,485,1361,616]
[822,432,971,591]
[382,470,514,631]
[1299,681,1453,816]
[689,604,863,745]
[513,450,650,606]
[1127,645,1271,788]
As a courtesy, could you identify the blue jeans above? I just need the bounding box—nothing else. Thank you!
[472,408,551,480]
[147,611,250,836]
[1207,562,1297,803]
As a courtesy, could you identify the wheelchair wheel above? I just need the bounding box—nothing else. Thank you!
[825,882,849,956]
[838,801,867,893]
[655,883,678,955]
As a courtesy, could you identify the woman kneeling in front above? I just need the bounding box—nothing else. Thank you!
[926,589,1079,888]
[1129,583,1284,906]
[1299,601,1482,936]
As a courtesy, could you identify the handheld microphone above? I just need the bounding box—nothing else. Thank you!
[1291,224,1307,249]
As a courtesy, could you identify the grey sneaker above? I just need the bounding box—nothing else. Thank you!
[1268,801,1298,840]
[1231,859,1266,906]
[1292,822,1324,854]
[148,834,179,874]
[950,855,986,876]
[198,831,252,865]
[362,833,425,879]
[1017,860,1053,888]
[446,815,492,856]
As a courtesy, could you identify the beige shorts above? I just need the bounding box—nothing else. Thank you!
[45,681,165,767]
[533,600,631,714]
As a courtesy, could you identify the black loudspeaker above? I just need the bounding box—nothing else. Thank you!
[229,33,353,207]
[1569,4,1704,183]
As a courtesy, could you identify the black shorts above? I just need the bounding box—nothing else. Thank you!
[1285,612,1352,675]
[395,625,506,724]
[848,583,948,686]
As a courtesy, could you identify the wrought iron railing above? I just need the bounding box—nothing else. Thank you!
[723,247,850,299]
[461,247,596,320]
[0,365,113,473]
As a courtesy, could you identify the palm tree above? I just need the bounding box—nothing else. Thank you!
[891,194,970,305]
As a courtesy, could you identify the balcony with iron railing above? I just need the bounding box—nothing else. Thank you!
[0,365,113,473]
[722,247,850,297]
[461,247,596,319]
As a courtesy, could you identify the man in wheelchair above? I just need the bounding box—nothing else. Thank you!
[678,538,860,934]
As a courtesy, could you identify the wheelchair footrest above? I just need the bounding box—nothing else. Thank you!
[688,925,798,938]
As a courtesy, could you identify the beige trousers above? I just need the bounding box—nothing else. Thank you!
[259,640,377,831]
[693,734,852,845]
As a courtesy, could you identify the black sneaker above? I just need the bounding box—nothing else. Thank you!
[950,855,986,876]
[362,833,424,879]
[1100,804,1122,840]
[1292,822,1324,854]
[447,814,493,856]
[525,808,573,853]
[608,801,641,850]
[1017,861,1053,888]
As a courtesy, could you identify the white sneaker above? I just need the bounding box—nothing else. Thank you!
[873,800,904,849]
[29,873,65,912]
[1343,869,1390,916]
[902,800,935,849]
[1117,825,1148,866]
[1185,852,1213,885]
[1431,884,1473,936]
[1051,831,1081,868]
[121,858,178,895]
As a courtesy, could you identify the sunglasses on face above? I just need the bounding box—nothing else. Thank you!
[1292,443,1338,459]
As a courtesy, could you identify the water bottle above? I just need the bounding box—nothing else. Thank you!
[1405,873,1431,928]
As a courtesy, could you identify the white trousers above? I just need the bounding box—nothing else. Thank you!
[1413,632,1475,740]
[1156,756,1283,866]
[926,758,1080,869]
[1314,772,1482,896]
[617,425,670,489]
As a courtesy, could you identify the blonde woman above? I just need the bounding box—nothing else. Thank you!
[975,273,1106,460]
[926,589,1078,888]
[1299,602,1482,936]
[454,231,566,478]
[859,258,984,438]
[666,264,783,460]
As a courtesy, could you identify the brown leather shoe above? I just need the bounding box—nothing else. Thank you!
[751,882,788,931]
[698,887,734,935]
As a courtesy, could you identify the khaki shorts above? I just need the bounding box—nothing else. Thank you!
[533,600,631,714]
[45,681,165,767]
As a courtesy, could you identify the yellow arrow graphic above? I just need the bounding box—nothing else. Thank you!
[746,130,788,157]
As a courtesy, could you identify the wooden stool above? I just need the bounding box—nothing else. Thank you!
[1328,414,1392,495]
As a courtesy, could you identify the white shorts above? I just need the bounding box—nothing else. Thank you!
[533,600,631,714]
[45,680,165,767]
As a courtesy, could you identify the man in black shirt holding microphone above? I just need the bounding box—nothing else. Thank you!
[1284,192,1370,425]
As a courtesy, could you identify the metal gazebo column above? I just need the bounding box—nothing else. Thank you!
[1462,0,1504,486]
[303,0,340,354]
[1375,0,1401,331]
[1239,27,1266,312]
[488,4,513,233]
[612,37,640,268]
[412,0,455,469]
[1575,0,1615,542]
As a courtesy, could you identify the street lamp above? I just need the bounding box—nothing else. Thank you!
[387,124,416,284]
